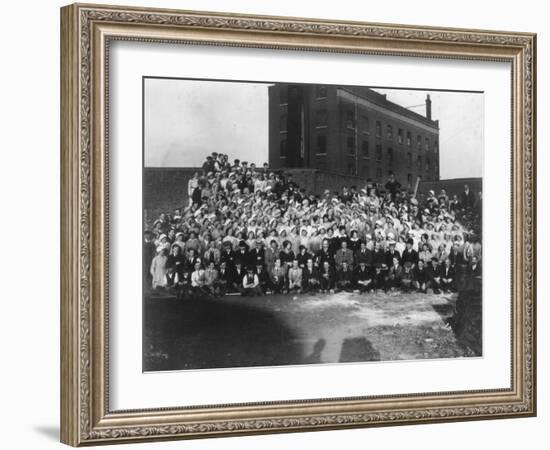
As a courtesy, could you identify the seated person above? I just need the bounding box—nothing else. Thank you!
[413,259,429,293]
[203,261,219,295]
[440,258,456,293]
[336,261,354,292]
[399,262,415,292]
[302,258,320,293]
[255,264,272,294]
[270,257,287,294]
[242,266,262,297]
[190,261,207,296]
[354,261,373,293]
[385,257,402,292]
[319,260,335,293]
[216,261,233,295]
[427,257,442,294]
[287,259,303,293]
[373,263,387,291]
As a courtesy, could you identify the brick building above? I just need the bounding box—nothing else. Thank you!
[268,84,440,187]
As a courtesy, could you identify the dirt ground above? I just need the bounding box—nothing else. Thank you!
[143,290,480,371]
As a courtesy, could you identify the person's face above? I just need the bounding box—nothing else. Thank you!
[322,241,329,250]
[341,241,348,250]
[323,262,329,270]
[220,262,226,270]
[194,262,201,270]
[292,260,298,268]
[445,259,451,267]
[208,263,214,269]
[418,261,424,269]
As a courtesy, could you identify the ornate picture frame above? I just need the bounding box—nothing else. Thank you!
[60,3,536,446]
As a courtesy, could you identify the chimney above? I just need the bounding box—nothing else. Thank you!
[425,94,432,120]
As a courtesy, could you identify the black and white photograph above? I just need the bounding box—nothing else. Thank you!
[142,77,483,372]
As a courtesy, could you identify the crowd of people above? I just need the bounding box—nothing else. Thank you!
[144,152,482,300]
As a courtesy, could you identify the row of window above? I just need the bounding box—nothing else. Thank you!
[280,137,434,173]
[279,111,438,153]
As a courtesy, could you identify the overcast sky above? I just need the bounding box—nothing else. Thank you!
[144,78,483,179]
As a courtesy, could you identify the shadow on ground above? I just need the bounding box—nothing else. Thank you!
[144,296,303,371]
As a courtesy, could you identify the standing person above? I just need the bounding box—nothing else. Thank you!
[335,240,354,270]
[316,239,335,269]
[242,266,262,297]
[264,239,279,271]
[164,265,180,297]
[355,240,373,267]
[460,184,476,210]
[384,240,401,267]
[354,261,373,293]
[187,172,200,205]
[143,230,156,288]
[150,248,168,289]
[384,172,402,201]
[287,260,303,294]
[401,238,419,268]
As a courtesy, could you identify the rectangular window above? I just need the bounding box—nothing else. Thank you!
[348,163,356,175]
[387,147,394,164]
[407,152,412,167]
[361,140,369,157]
[280,114,287,132]
[426,157,431,172]
[347,136,355,154]
[425,137,430,151]
[315,109,328,128]
[315,86,327,99]
[279,88,288,105]
[407,173,412,185]
[317,135,327,154]
[376,167,382,180]
[417,155,422,169]
[376,144,382,161]
[375,121,382,138]
[360,115,369,134]
[417,135,422,149]
[280,139,287,157]
[344,109,355,129]
[386,125,393,140]
[398,128,403,144]
[406,131,412,146]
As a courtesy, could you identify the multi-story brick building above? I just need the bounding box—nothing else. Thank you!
[268,84,440,187]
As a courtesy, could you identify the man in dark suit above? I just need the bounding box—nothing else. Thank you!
[460,184,476,210]
[233,241,251,267]
[302,258,320,293]
[439,258,456,293]
[354,240,372,267]
[248,239,265,268]
[384,240,401,267]
[427,257,442,294]
[354,261,373,293]
[216,261,233,295]
[319,260,335,292]
[316,239,335,269]
[335,261,353,292]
